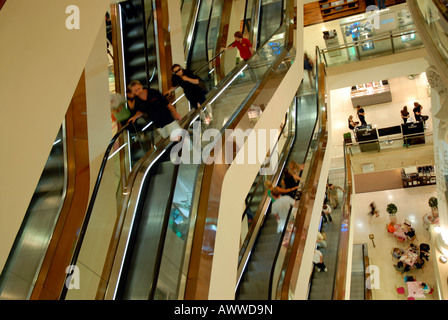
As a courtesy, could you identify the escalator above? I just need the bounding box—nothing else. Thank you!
[0,0,293,301]
[0,127,66,299]
[236,85,319,300]
[120,0,158,89]
[236,49,327,300]
[102,17,296,299]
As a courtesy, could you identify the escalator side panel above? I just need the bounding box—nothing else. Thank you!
[121,161,176,299]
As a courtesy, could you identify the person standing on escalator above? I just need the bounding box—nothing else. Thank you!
[127,80,182,139]
[165,64,208,110]
[224,31,257,81]
[225,31,254,62]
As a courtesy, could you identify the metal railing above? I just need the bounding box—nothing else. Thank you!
[318,29,424,67]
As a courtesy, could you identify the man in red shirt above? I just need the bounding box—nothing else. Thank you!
[226,31,254,61]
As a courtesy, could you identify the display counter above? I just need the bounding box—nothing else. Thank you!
[401,165,436,188]
[351,80,392,107]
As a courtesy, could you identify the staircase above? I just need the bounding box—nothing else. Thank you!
[237,212,281,300]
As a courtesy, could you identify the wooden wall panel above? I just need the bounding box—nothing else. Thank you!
[31,71,90,300]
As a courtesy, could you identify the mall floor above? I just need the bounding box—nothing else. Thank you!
[325,71,438,300]
[300,5,441,299]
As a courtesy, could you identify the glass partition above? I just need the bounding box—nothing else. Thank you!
[320,30,423,67]
[239,101,295,263]
[346,130,434,156]
[319,3,424,67]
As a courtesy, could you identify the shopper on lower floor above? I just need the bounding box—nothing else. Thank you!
[348,115,359,131]
[377,0,386,9]
[356,105,367,126]
[313,249,328,272]
[401,106,410,124]
[326,183,345,209]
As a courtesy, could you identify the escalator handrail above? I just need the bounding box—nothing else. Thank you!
[268,205,293,300]
[60,122,138,299]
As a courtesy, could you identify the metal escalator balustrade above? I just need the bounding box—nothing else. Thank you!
[185,4,297,299]
[236,98,298,300]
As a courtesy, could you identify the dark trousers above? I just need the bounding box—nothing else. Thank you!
[314,262,327,271]
[322,212,333,223]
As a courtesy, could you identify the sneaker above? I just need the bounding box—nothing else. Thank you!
[324,268,328,272]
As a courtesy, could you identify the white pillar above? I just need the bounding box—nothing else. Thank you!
[426,65,448,253]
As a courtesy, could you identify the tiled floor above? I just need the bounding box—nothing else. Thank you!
[352,186,437,300]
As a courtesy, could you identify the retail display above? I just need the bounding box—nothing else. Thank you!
[402,122,425,145]
[355,127,379,152]
[401,166,436,188]
[319,0,360,19]
[323,29,340,57]
[351,80,392,107]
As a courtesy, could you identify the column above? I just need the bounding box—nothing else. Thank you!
[426,65,448,253]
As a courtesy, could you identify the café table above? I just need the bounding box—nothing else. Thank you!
[393,224,407,241]
[400,250,419,267]
[407,281,425,298]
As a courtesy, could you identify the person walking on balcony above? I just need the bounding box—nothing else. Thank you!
[356,105,367,126]
[326,183,345,209]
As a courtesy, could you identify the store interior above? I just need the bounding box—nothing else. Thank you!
[304,2,442,299]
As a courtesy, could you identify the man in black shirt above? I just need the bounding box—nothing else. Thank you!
[356,105,367,126]
[128,80,182,139]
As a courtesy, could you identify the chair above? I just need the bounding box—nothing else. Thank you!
[420,243,430,253]
[386,223,393,237]
[395,285,406,298]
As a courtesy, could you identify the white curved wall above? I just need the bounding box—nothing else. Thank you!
[0,0,111,273]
